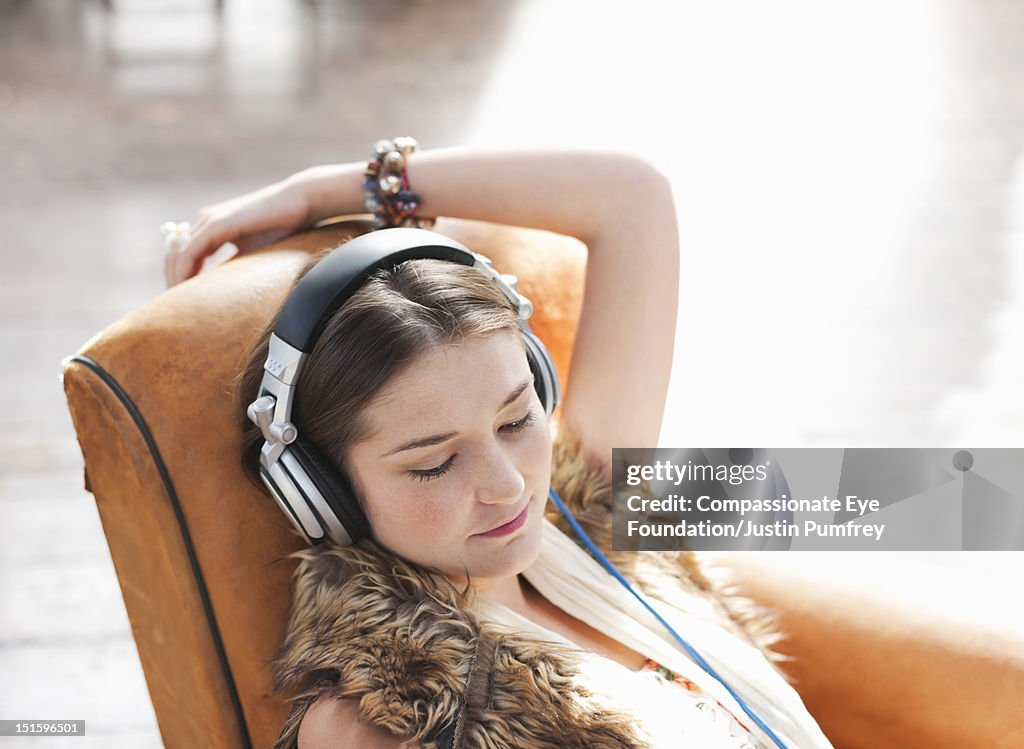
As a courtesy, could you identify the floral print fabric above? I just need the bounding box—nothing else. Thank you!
[640,657,761,748]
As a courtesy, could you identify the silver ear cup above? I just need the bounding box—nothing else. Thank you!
[279,449,357,546]
[286,437,371,547]
[521,326,561,416]
[258,461,325,542]
[258,448,359,546]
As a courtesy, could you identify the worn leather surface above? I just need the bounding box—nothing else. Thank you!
[62,218,586,749]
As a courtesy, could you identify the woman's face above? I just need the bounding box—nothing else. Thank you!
[344,330,553,585]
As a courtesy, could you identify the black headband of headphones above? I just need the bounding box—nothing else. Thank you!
[275,228,475,352]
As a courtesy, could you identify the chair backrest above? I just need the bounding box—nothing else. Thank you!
[63,218,585,749]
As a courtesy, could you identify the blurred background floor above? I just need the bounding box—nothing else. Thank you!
[1,0,1022,745]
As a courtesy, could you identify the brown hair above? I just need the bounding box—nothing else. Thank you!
[239,248,523,494]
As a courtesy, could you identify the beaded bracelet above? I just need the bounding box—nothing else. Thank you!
[363,136,435,229]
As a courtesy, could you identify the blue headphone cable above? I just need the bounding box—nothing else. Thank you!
[547,486,791,749]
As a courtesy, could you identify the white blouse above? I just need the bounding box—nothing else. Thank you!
[472,519,834,749]
[474,594,763,748]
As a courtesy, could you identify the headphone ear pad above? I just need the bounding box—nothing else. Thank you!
[521,327,561,415]
[288,437,371,545]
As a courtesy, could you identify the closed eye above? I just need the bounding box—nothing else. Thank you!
[500,410,536,434]
[407,410,537,483]
[409,455,456,483]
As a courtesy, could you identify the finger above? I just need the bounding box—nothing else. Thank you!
[163,210,219,286]
[173,238,206,286]
[161,222,193,287]
[175,223,278,283]
[165,245,198,288]
[201,242,239,272]
[165,232,205,287]
[163,249,174,288]
[172,219,232,285]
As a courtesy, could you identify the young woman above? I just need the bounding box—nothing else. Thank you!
[165,146,833,749]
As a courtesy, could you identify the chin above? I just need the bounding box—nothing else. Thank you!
[466,515,544,581]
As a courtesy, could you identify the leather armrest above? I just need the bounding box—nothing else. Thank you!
[705,552,1024,749]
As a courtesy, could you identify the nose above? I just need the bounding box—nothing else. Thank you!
[474,442,526,506]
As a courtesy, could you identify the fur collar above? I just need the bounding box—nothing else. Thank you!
[271,434,789,748]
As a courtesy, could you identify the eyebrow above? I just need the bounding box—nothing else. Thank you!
[383,377,534,457]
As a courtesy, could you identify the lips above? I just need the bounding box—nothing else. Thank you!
[477,502,530,537]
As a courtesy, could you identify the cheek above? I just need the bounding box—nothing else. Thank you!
[398,489,462,526]
[524,421,553,480]
[364,474,469,540]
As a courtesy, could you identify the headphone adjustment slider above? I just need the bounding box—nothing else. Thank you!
[270,421,298,444]
[495,272,534,318]
[248,395,299,445]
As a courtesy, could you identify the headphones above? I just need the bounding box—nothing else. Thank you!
[247,228,562,547]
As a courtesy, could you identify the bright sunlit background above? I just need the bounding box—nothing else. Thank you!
[1,0,1022,746]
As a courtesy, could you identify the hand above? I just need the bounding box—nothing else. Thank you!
[164,177,311,287]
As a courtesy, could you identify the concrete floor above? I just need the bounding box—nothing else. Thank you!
[1,0,1022,746]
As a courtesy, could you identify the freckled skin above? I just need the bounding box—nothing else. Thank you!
[345,330,553,584]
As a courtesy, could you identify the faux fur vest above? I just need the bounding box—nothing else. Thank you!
[271,434,791,749]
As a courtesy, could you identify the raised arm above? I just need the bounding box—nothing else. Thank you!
[168,148,680,471]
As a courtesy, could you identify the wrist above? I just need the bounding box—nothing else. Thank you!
[284,163,364,226]
[363,137,434,229]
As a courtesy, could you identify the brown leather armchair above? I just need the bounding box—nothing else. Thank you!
[63,219,1024,749]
